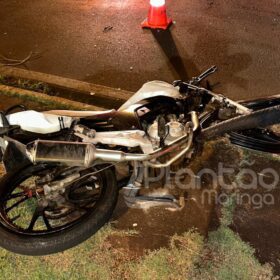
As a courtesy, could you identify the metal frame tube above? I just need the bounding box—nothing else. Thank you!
[145,129,193,168]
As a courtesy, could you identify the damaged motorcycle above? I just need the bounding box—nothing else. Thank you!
[0,66,280,255]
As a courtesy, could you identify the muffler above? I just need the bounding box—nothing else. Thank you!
[27,140,97,167]
[27,140,146,167]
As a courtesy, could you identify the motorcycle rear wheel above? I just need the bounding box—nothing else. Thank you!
[0,164,118,255]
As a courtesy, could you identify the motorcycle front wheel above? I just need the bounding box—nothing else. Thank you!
[0,163,118,255]
[201,97,280,153]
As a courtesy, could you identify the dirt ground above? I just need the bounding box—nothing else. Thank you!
[110,142,221,256]
[230,152,280,276]
[0,0,279,100]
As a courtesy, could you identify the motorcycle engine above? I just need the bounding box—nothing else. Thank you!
[147,115,191,172]
[147,115,186,148]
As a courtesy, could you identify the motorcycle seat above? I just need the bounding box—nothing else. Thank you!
[43,109,116,118]
[1,110,73,134]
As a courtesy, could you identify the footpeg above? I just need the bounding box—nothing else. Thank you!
[132,195,181,210]
[122,185,184,210]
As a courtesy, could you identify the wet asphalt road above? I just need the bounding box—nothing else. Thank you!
[0,0,279,100]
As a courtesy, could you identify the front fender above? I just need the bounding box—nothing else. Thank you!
[240,94,280,110]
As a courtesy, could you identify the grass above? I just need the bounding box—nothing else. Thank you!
[128,230,204,280]
[0,76,102,111]
[0,225,125,280]
[127,198,277,280]
[0,197,277,280]
[196,226,275,280]
[0,75,52,95]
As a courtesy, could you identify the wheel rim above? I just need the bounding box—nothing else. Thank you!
[200,107,280,153]
[0,165,105,236]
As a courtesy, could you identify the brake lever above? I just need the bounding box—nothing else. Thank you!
[190,65,218,85]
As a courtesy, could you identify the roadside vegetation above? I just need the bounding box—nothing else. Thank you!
[0,197,277,280]
[0,75,52,95]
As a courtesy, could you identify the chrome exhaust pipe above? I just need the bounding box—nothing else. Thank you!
[27,113,197,167]
[27,130,193,167]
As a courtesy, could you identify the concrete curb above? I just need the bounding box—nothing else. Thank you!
[0,66,132,102]
[0,84,104,111]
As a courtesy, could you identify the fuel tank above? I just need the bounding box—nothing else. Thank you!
[112,81,182,130]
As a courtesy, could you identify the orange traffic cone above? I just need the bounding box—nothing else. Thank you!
[142,0,173,30]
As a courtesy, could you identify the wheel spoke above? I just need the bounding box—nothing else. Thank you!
[1,192,26,202]
[9,192,26,199]
[27,209,40,231]
[10,214,20,222]
[5,196,29,212]
[42,212,52,230]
